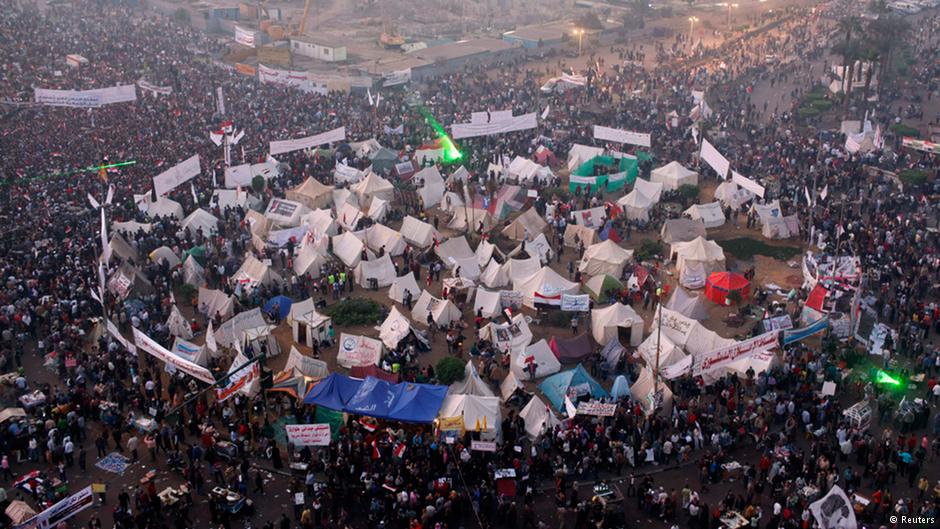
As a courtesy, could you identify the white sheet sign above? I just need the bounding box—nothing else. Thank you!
[35,84,137,108]
[234,26,257,48]
[471,110,513,124]
[133,328,215,384]
[731,171,765,198]
[451,113,537,140]
[269,126,346,156]
[16,485,94,529]
[560,294,590,312]
[153,154,201,196]
[693,331,779,377]
[593,125,652,148]
[285,424,331,446]
[700,139,730,178]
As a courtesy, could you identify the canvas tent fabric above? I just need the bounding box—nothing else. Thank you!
[630,366,673,415]
[578,239,634,277]
[672,237,726,289]
[481,313,534,357]
[448,207,495,234]
[447,361,496,397]
[414,166,445,208]
[502,208,549,241]
[198,287,235,320]
[475,240,502,268]
[519,395,561,439]
[332,187,359,208]
[331,231,364,267]
[351,171,395,204]
[293,240,330,277]
[762,215,800,239]
[611,375,631,400]
[264,198,309,227]
[617,178,663,222]
[233,255,283,289]
[362,224,406,256]
[514,266,580,308]
[439,394,500,433]
[563,224,598,248]
[548,333,592,364]
[302,209,338,237]
[263,295,293,320]
[539,364,609,411]
[149,246,181,268]
[166,305,193,339]
[665,287,709,320]
[653,306,735,358]
[212,189,259,212]
[411,290,462,327]
[213,307,267,350]
[303,372,364,409]
[479,259,508,288]
[335,202,364,232]
[336,333,384,368]
[112,220,152,236]
[379,305,419,349]
[388,273,421,304]
[371,148,399,174]
[510,233,552,264]
[582,274,623,303]
[506,156,552,183]
[367,197,389,223]
[512,339,562,381]
[183,256,206,287]
[637,332,686,372]
[591,303,644,346]
[660,219,707,245]
[110,233,139,263]
[499,371,523,401]
[473,288,503,319]
[182,208,220,237]
[135,195,184,220]
[400,216,439,248]
[567,144,605,171]
[435,236,475,269]
[286,177,333,209]
[355,254,397,288]
[714,181,754,210]
[704,271,750,305]
[345,377,448,423]
[684,202,726,228]
[650,161,698,191]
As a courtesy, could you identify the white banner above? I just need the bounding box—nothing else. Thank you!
[269,126,346,156]
[576,401,617,416]
[471,110,513,124]
[593,125,652,148]
[234,26,257,48]
[451,113,537,140]
[258,65,327,94]
[133,328,215,384]
[153,154,201,196]
[137,79,173,95]
[216,87,226,115]
[809,485,857,529]
[215,352,260,402]
[700,139,730,178]
[560,294,590,312]
[106,318,137,355]
[382,68,412,87]
[693,330,779,377]
[471,440,497,452]
[15,485,94,529]
[731,171,765,198]
[34,84,137,108]
[285,424,331,446]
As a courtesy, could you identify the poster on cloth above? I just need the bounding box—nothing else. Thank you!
[783,316,829,345]
[451,113,537,140]
[153,154,200,196]
[693,330,779,377]
[593,125,652,148]
[471,440,497,452]
[336,333,383,368]
[498,290,523,309]
[762,314,793,332]
[901,137,940,155]
[269,126,346,156]
[35,84,136,108]
[285,424,331,446]
[471,110,513,124]
[106,318,137,355]
[137,79,172,95]
[14,485,94,529]
[215,352,260,402]
[107,270,132,300]
[234,26,257,47]
[132,328,215,384]
[560,294,590,312]
[576,401,617,416]
[808,485,857,529]
[700,139,730,178]
[382,68,412,87]
[731,171,765,198]
[258,65,327,95]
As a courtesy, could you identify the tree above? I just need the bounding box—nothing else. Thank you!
[860,46,880,110]
[436,357,465,385]
[251,174,265,193]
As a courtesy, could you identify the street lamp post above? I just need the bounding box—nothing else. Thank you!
[688,16,699,49]
[575,29,584,56]
[727,3,738,30]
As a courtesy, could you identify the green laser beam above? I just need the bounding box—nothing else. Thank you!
[417,107,462,164]
[874,370,901,386]
[0,160,137,187]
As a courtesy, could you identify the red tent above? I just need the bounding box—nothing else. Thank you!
[704,272,750,305]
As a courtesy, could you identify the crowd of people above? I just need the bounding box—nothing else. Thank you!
[0,0,938,528]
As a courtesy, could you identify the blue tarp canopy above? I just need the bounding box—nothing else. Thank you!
[303,373,447,423]
[539,364,609,411]
[263,295,293,320]
[610,375,631,400]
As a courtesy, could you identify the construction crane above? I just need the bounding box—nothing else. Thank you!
[296,0,313,36]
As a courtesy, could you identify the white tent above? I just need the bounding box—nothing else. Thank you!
[335,202,364,231]
[233,255,283,289]
[332,187,359,208]
[415,166,446,208]
[441,191,465,214]
[112,220,152,236]
[166,305,193,339]
[651,161,698,191]
[362,224,406,256]
[630,366,673,416]
[149,246,181,268]
[265,198,310,227]
[290,307,331,349]
[503,256,542,284]
[519,395,562,439]
[653,306,735,357]
[212,189,259,212]
[510,233,552,264]
[198,287,235,320]
[447,361,496,397]
[473,288,502,319]
[683,202,726,228]
[500,371,523,401]
[479,313,533,356]
[336,333,384,368]
[302,209,339,237]
[450,257,481,281]
[411,290,462,327]
[182,208,220,237]
[331,231,364,267]
[135,195,184,220]
[439,394,501,436]
[512,339,561,380]
[367,197,389,223]
[213,307,267,350]
[436,236,475,269]
[448,207,495,234]
[351,171,395,204]
[355,254,397,288]
[637,332,687,372]
[591,303,644,346]
[109,234,139,263]
[514,266,580,308]
[578,240,634,277]
[563,224,598,248]
[286,177,333,209]
[506,156,552,183]
[664,287,709,320]
[617,178,663,222]
[502,208,549,241]
[245,210,272,238]
[400,216,439,248]
[240,324,282,357]
[475,240,503,268]
[480,259,508,288]
[334,163,365,184]
[378,305,421,350]
[714,181,754,210]
[388,273,421,304]
[567,144,604,171]
[762,215,800,239]
[672,236,726,289]
[283,346,330,379]
[182,256,206,287]
[660,218,707,245]
[224,159,278,188]
[293,239,330,277]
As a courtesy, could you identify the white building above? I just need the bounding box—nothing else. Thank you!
[290,37,347,62]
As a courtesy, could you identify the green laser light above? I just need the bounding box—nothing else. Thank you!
[874,370,901,386]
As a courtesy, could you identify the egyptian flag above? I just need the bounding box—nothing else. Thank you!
[371,440,381,459]
[393,442,406,458]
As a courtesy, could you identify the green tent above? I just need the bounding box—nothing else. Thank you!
[583,274,624,303]
[182,245,207,266]
[569,153,648,194]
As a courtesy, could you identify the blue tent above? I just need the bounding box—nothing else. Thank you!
[610,375,631,400]
[303,373,363,410]
[388,383,449,423]
[263,295,293,320]
[539,364,609,411]
[345,377,396,418]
